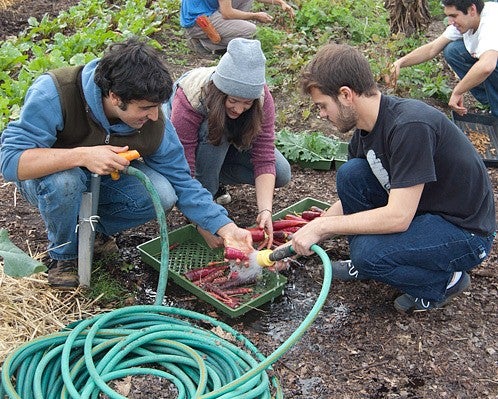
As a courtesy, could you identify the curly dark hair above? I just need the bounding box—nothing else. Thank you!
[94,37,172,105]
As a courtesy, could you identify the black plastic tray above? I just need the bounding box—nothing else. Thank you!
[452,112,498,167]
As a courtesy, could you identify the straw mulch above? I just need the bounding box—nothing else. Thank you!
[0,0,15,9]
[0,261,112,363]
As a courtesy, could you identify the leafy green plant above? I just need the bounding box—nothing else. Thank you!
[275,129,346,162]
[0,0,179,131]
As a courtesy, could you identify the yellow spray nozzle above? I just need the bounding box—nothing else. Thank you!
[256,249,275,267]
[255,246,295,267]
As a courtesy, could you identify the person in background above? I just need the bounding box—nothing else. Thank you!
[387,0,498,118]
[0,38,253,289]
[180,0,295,58]
[167,38,291,248]
[293,43,495,313]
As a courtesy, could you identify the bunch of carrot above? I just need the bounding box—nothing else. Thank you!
[183,261,257,308]
[245,205,325,249]
[181,205,327,308]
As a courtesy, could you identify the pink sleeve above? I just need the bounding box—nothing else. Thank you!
[251,85,277,177]
[170,87,204,176]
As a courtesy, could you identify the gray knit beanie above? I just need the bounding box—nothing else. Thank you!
[212,38,266,99]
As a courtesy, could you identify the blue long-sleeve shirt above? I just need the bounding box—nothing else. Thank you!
[0,59,233,234]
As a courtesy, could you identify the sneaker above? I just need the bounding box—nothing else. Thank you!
[214,185,232,205]
[47,259,79,288]
[94,232,118,258]
[394,272,471,314]
[331,259,366,281]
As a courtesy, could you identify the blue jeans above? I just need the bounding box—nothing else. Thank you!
[443,40,498,117]
[17,161,177,260]
[195,120,292,195]
[336,158,495,301]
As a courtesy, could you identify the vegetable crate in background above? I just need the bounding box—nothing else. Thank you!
[137,197,330,318]
[275,129,349,171]
[452,111,498,167]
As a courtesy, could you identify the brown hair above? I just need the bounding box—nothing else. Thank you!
[301,43,378,100]
[203,81,263,148]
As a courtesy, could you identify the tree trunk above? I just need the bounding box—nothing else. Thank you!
[384,0,431,36]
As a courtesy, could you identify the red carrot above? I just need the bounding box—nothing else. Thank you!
[282,226,301,233]
[245,227,266,242]
[273,230,290,241]
[192,269,226,285]
[224,247,250,261]
[223,287,253,296]
[169,242,180,251]
[284,214,308,222]
[272,219,308,231]
[301,210,323,220]
[183,264,228,282]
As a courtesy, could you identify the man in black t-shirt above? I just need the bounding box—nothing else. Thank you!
[292,43,495,313]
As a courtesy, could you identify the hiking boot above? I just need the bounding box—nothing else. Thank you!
[187,38,224,59]
[47,259,79,288]
[331,260,366,281]
[394,272,471,314]
[214,185,232,205]
[94,232,118,258]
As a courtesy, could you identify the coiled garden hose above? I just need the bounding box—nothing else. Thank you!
[0,166,333,399]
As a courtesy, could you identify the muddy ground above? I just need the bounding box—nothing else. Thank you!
[0,1,497,398]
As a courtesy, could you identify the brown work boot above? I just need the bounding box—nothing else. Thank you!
[94,233,119,258]
[47,259,79,288]
[187,38,223,59]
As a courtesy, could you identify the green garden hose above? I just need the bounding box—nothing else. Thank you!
[0,166,333,399]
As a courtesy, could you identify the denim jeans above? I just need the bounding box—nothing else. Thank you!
[336,158,495,301]
[195,121,292,195]
[17,161,177,260]
[443,40,498,117]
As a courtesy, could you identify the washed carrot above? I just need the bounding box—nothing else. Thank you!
[245,227,266,242]
[310,206,326,213]
[111,150,141,180]
[224,247,249,261]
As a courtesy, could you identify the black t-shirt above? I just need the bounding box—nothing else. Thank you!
[349,95,495,236]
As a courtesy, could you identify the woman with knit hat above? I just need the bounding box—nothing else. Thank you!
[167,38,291,248]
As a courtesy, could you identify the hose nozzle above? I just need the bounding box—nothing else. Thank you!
[256,246,295,267]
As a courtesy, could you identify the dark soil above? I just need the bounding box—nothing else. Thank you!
[1,1,497,398]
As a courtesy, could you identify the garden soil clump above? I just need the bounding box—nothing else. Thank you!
[1,1,497,398]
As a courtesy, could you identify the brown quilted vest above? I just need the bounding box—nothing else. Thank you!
[48,66,164,155]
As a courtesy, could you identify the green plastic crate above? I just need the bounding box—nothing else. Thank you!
[137,225,287,318]
[137,198,330,317]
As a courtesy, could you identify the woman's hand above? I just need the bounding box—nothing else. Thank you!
[256,209,273,248]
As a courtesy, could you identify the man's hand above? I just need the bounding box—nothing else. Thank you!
[217,223,254,253]
[385,61,401,88]
[280,1,295,18]
[196,226,225,249]
[448,92,467,116]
